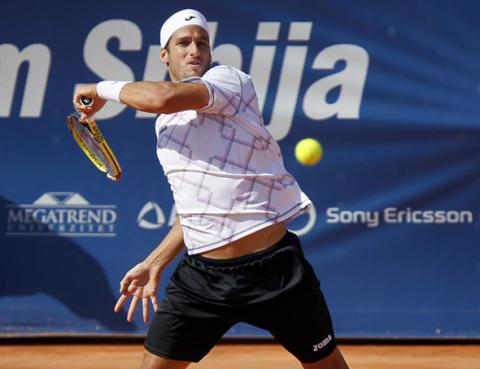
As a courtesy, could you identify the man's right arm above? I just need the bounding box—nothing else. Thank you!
[119,81,209,114]
[73,81,209,120]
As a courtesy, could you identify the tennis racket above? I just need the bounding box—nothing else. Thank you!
[67,97,122,181]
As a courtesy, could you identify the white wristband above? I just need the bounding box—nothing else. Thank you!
[96,81,130,103]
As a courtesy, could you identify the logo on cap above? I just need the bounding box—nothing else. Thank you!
[185,15,196,21]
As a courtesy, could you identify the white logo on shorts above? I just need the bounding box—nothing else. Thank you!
[312,334,332,352]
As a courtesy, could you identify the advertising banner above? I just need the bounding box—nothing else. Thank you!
[1,0,479,337]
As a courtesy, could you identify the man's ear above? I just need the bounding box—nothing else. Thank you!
[160,48,169,65]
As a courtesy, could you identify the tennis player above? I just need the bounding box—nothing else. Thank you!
[74,9,350,369]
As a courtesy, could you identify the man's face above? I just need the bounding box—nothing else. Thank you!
[161,25,211,82]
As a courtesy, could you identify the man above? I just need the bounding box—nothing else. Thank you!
[74,9,350,369]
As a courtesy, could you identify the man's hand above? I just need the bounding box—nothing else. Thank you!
[115,218,185,323]
[73,84,107,121]
[114,262,162,323]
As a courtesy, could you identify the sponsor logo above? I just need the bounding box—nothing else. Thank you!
[288,202,317,236]
[5,192,117,237]
[313,334,332,352]
[158,126,167,135]
[137,202,165,229]
[185,16,196,21]
[326,207,474,228]
[137,202,177,230]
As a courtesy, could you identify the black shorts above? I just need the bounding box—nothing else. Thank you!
[144,231,337,363]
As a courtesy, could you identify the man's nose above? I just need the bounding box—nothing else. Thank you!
[188,42,201,55]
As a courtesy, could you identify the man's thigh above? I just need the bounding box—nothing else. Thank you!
[145,309,234,363]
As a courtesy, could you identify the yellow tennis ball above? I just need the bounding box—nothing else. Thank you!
[295,138,323,166]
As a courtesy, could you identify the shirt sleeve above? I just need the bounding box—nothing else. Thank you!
[184,65,243,117]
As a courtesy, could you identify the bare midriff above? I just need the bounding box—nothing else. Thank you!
[199,222,287,260]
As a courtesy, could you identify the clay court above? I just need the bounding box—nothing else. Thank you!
[1,341,480,369]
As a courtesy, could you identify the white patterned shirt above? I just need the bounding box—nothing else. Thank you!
[155,65,311,254]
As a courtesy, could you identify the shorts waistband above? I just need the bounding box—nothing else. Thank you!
[190,231,300,267]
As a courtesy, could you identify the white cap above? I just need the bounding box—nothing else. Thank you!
[160,9,209,48]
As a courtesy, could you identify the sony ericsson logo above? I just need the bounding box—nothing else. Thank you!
[5,192,117,237]
[326,207,474,228]
[185,16,196,21]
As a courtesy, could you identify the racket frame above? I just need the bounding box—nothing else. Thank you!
[67,112,122,182]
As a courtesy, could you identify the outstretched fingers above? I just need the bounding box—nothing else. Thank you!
[142,295,160,323]
[114,294,129,313]
[142,298,150,323]
[114,281,159,323]
[128,295,140,322]
[151,295,159,312]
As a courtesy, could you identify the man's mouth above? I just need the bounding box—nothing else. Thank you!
[187,60,202,66]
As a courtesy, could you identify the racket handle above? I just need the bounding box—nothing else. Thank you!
[80,96,93,107]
